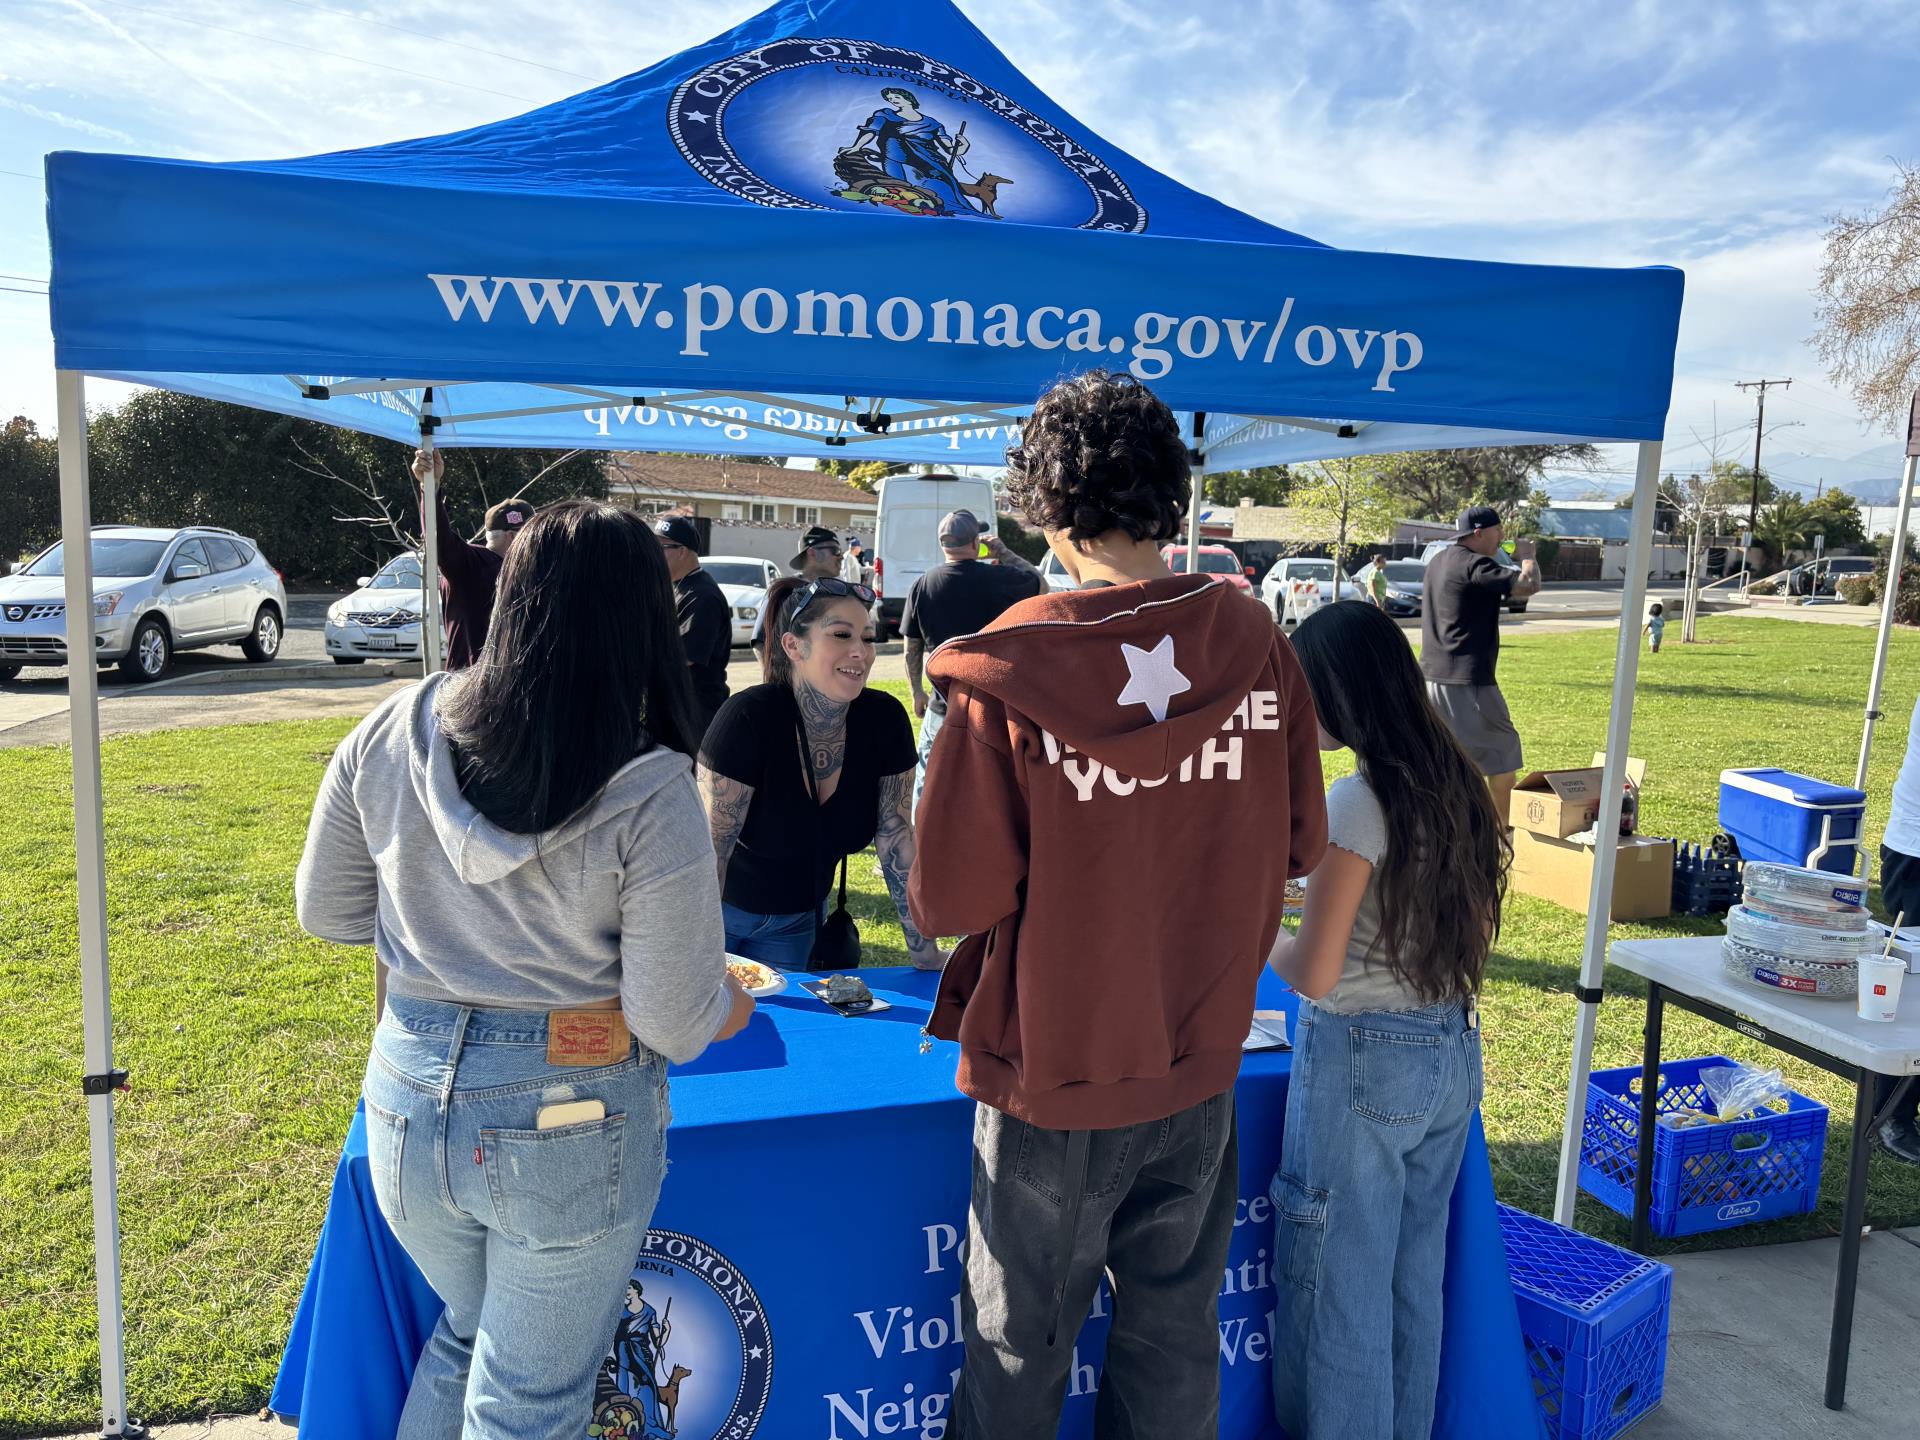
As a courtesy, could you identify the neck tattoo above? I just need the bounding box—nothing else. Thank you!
[794,679,849,785]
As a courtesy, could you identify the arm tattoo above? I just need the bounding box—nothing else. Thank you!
[793,679,850,790]
[904,638,926,699]
[875,769,930,952]
[696,765,754,892]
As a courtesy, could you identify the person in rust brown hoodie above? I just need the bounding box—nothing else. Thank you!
[909,371,1327,1438]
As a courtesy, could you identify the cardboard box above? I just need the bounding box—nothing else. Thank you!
[1510,756,1647,839]
[1510,831,1674,921]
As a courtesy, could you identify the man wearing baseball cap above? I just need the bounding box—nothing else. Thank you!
[902,507,1043,816]
[412,448,535,670]
[1420,505,1542,818]
[654,514,731,741]
[750,526,847,660]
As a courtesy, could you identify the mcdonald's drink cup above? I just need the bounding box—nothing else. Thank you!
[1856,954,1907,1023]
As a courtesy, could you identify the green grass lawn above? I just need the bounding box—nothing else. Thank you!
[4,614,1920,1432]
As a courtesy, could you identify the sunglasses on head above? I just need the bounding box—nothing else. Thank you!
[783,577,877,630]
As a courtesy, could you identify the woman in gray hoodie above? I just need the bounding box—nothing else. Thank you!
[296,500,753,1439]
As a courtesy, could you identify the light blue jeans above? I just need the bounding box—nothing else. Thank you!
[722,899,823,970]
[1270,998,1482,1440]
[362,994,669,1440]
[912,701,945,820]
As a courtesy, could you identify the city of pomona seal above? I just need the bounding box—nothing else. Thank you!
[588,1231,773,1440]
[669,38,1147,232]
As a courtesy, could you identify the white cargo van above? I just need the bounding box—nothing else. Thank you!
[869,472,997,639]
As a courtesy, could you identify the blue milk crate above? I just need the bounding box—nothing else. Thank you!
[1719,768,1866,877]
[1578,1056,1828,1237]
[1498,1204,1672,1440]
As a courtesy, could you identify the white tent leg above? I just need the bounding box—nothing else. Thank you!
[1553,439,1663,1226]
[1186,412,1205,574]
[1855,452,1918,791]
[420,388,444,676]
[58,370,138,1436]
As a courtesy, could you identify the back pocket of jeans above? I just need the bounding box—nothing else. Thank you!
[1349,1026,1444,1125]
[363,1099,407,1225]
[481,1114,626,1250]
[1270,1171,1328,1294]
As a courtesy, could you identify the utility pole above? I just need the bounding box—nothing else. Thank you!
[1735,378,1792,530]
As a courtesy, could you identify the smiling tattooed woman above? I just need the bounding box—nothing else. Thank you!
[696,576,944,971]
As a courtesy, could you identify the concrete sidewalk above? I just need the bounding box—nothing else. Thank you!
[1633,1226,1920,1439]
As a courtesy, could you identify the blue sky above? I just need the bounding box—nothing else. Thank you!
[3,0,1918,499]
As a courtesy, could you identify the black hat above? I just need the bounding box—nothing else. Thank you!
[938,510,983,547]
[486,497,536,532]
[1456,505,1502,536]
[790,525,842,569]
[653,515,701,552]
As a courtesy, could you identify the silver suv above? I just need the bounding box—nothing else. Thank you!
[0,525,288,683]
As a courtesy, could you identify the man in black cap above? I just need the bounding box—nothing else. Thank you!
[654,514,732,742]
[750,525,846,661]
[412,448,535,670]
[1421,505,1542,818]
[902,508,1043,816]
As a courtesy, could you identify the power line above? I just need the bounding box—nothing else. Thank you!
[0,272,48,284]
[88,0,549,106]
[276,0,606,84]
[0,169,42,181]
[0,284,50,296]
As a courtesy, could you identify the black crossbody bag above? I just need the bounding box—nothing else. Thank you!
[794,702,862,971]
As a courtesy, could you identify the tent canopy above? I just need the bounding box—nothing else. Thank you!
[47,0,1682,467]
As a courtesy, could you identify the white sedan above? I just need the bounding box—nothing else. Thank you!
[1258,557,1354,623]
[703,555,783,646]
[325,553,424,663]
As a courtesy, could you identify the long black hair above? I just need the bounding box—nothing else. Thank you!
[437,500,698,834]
[1290,601,1510,1002]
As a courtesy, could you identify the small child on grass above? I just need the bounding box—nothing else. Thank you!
[1645,601,1666,653]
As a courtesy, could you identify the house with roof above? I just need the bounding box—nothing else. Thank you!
[606,454,879,553]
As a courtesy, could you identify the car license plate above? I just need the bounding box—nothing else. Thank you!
[367,633,397,651]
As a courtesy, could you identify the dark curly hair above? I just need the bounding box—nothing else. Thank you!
[1004,371,1190,544]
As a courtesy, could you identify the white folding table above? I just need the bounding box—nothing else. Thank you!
[1607,937,1920,1410]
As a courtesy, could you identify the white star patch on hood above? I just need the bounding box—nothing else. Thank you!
[1116,634,1191,722]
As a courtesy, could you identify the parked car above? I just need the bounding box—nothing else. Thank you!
[1161,543,1257,595]
[1257,557,1355,621]
[326,552,424,664]
[0,525,286,683]
[1352,559,1427,616]
[870,472,998,639]
[1418,538,1531,614]
[1785,555,1874,598]
[702,554,782,646]
[1038,550,1076,593]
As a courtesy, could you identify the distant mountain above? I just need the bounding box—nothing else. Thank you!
[1538,440,1911,506]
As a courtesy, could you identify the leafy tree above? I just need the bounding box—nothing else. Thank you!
[1813,160,1920,434]
[0,417,59,570]
[1804,489,1867,550]
[1755,495,1812,562]
[815,457,905,493]
[1380,445,1598,522]
[1291,458,1397,598]
[996,514,1048,564]
[1204,465,1292,508]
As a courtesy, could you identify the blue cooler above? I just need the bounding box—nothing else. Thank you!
[1719,769,1867,876]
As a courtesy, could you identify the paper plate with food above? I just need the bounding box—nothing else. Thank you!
[725,955,788,998]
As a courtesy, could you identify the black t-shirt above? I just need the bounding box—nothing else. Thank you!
[699,684,918,915]
[675,566,733,737]
[902,560,1043,713]
[1420,543,1515,687]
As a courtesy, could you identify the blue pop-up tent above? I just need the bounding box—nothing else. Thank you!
[44,1,1683,1429]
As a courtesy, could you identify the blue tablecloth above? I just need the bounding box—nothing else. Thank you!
[272,970,1540,1438]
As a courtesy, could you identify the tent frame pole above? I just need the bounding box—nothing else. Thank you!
[58,369,142,1439]
[1553,438,1663,1226]
[1186,412,1206,575]
[1855,450,1918,791]
[420,388,444,675]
